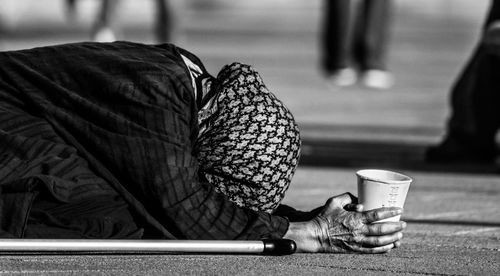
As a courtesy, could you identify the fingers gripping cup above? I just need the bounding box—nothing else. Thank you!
[356,169,412,222]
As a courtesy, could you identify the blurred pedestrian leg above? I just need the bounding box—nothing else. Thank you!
[321,0,394,89]
[154,0,173,43]
[65,0,78,22]
[91,0,119,42]
[426,1,500,164]
[322,0,358,87]
[65,0,174,43]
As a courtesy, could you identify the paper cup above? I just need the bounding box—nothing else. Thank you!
[356,169,412,222]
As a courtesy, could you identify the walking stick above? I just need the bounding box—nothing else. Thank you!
[0,239,296,255]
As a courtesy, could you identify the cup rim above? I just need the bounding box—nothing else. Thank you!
[356,169,412,184]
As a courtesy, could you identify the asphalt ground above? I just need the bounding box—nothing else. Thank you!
[0,0,499,275]
[1,169,499,275]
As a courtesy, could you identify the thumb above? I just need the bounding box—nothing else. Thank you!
[336,192,357,207]
[327,192,357,210]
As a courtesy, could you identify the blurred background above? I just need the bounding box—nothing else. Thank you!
[2,5,500,274]
[0,0,492,170]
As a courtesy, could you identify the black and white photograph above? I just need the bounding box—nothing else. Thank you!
[0,0,498,275]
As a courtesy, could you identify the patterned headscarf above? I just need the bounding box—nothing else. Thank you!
[195,62,301,213]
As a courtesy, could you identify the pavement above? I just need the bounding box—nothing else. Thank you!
[0,0,499,275]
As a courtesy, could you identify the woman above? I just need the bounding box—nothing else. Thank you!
[0,41,405,253]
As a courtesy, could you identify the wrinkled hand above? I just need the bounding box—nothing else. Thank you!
[284,193,406,253]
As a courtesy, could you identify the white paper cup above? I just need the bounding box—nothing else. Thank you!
[356,169,412,222]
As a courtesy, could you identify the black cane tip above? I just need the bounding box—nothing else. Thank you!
[262,239,297,255]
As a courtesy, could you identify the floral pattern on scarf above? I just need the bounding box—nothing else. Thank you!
[195,62,301,213]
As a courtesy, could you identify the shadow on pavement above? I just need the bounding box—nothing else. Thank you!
[299,124,499,175]
[405,219,500,227]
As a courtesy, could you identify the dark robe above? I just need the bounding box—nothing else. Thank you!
[0,42,288,240]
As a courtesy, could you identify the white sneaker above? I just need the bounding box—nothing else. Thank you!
[92,27,116,42]
[326,68,357,87]
[361,70,394,89]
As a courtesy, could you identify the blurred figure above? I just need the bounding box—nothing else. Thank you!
[321,0,394,89]
[66,0,173,43]
[91,0,119,42]
[426,1,500,164]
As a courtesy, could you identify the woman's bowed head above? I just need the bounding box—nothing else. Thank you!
[284,193,406,253]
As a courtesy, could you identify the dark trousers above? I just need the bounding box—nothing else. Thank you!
[322,0,393,73]
[446,1,500,145]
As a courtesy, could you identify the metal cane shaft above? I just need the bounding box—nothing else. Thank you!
[0,239,296,255]
[0,239,263,253]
